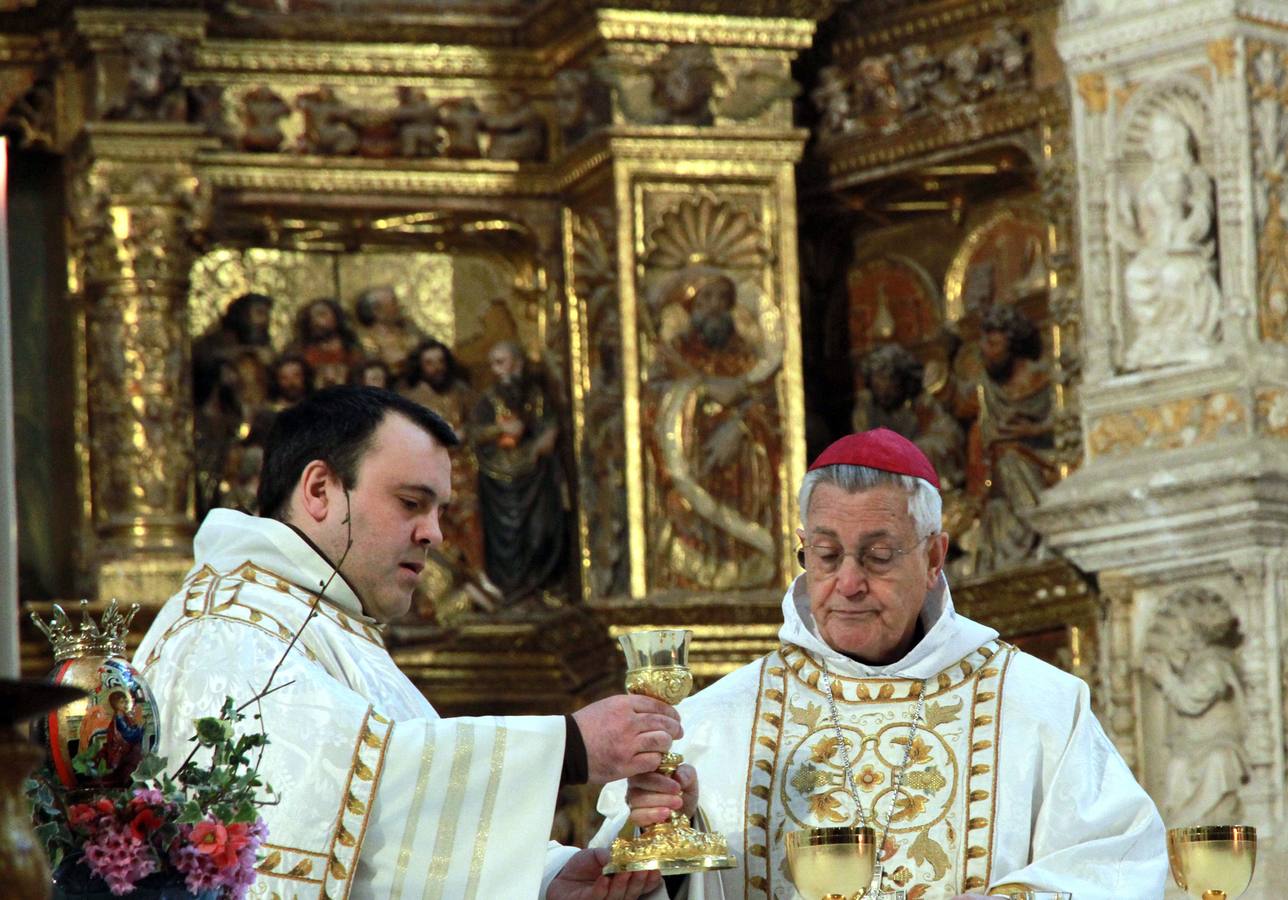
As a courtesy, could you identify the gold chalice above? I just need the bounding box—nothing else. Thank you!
[1167,825,1257,900]
[604,629,736,875]
[784,825,876,900]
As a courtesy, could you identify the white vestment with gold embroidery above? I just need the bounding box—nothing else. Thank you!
[581,576,1166,900]
[135,509,567,900]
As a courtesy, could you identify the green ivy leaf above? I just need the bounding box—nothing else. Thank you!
[193,717,233,747]
[177,799,204,825]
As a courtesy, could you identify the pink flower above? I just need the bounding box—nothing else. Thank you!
[81,821,158,895]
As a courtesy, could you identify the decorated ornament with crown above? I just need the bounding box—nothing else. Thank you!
[31,600,160,791]
[25,601,273,900]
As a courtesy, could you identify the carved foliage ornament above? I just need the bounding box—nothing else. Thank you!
[1248,43,1288,345]
[812,22,1030,141]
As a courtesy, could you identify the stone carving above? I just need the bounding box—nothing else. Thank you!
[1143,587,1248,824]
[108,31,188,122]
[296,86,359,155]
[812,22,1030,140]
[391,86,439,157]
[240,86,290,153]
[1249,44,1288,344]
[852,344,963,489]
[483,87,546,161]
[1114,106,1221,370]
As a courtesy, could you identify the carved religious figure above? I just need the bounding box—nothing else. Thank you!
[648,45,721,126]
[470,341,568,606]
[240,86,290,152]
[647,267,780,590]
[952,304,1056,575]
[483,88,546,161]
[296,86,359,155]
[353,285,425,380]
[109,31,187,122]
[398,339,490,616]
[288,298,361,389]
[391,86,439,157]
[438,98,483,158]
[852,344,963,489]
[1115,110,1222,369]
[1142,587,1248,825]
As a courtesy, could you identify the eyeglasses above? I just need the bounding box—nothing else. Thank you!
[796,533,933,577]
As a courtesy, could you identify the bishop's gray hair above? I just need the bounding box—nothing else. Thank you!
[798,464,942,537]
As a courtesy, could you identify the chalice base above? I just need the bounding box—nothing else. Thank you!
[604,816,737,875]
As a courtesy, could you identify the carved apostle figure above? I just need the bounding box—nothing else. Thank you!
[111,31,187,122]
[353,285,425,380]
[240,86,291,152]
[392,86,439,157]
[554,69,608,147]
[289,298,361,389]
[953,304,1056,574]
[1143,587,1248,825]
[648,268,780,590]
[852,344,963,489]
[1116,110,1222,370]
[484,88,546,161]
[811,65,854,137]
[470,341,567,606]
[296,86,359,155]
[438,98,483,158]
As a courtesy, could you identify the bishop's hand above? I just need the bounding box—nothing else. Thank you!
[626,763,699,828]
[548,847,661,900]
[573,694,683,785]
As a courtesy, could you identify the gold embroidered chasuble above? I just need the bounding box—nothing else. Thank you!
[586,576,1168,900]
[744,640,1013,898]
[134,509,567,900]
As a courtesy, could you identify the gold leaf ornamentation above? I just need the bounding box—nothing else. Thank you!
[807,791,847,823]
[788,701,822,728]
[891,793,926,823]
[908,828,950,879]
[286,859,314,877]
[925,697,963,730]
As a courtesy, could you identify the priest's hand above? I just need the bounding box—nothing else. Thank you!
[548,847,662,900]
[626,763,698,828]
[574,694,683,785]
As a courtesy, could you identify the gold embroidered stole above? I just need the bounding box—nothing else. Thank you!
[743,640,1015,899]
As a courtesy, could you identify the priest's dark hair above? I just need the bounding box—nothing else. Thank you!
[256,384,460,521]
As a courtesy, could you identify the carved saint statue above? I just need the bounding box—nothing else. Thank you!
[296,86,359,155]
[484,88,546,161]
[289,298,361,389]
[1142,587,1248,825]
[353,285,425,380]
[392,86,439,157]
[648,45,721,126]
[647,267,780,590]
[1116,110,1222,369]
[952,304,1056,575]
[852,344,963,489]
[470,341,567,606]
[110,30,187,122]
[240,86,290,152]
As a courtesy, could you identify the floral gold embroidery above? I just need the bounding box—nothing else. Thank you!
[891,865,913,886]
[856,764,884,792]
[810,734,845,763]
[909,827,950,879]
[891,793,926,822]
[789,701,822,728]
[790,762,830,795]
[904,766,947,793]
[807,792,847,822]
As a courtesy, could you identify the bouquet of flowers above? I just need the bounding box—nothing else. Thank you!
[26,695,275,899]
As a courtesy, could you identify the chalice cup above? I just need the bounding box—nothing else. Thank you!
[1167,825,1257,900]
[604,629,737,875]
[784,825,876,900]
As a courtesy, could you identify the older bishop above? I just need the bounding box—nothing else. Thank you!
[572,429,1167,899]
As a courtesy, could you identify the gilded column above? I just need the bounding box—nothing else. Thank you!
[556,8,818,662]
[69,123,214,607]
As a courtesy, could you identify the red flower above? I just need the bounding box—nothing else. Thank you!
[67,803,100,829]
[190,819,250,869]
[130,808,163,840]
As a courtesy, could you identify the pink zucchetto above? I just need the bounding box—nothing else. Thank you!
[807,428,940,489]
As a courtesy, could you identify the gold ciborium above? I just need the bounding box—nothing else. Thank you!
[1167,825,1257,900]
[604,630,736,875]
[784,825,876,900]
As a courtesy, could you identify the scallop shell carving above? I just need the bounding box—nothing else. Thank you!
[646,195,768,272]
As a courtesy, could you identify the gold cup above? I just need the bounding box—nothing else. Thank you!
[784,825,876,900]
[604,630,737,875]
[1167,825,1257,900]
